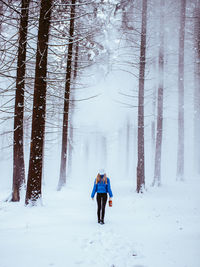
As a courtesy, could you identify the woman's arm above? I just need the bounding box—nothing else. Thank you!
[107,178,113,198]
[91,179,97,198]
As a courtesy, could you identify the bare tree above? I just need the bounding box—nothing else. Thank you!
[177,0,186,181]
[0,1,3,32]
[11,0,30,202]
[193,0,200,174]
[152,0,164,187]
[151,59,157,155]
[136,0,147,193]
[68,41,79,177]
[25,0,52,205]
[126,118,131,177]
[58,0,76,191]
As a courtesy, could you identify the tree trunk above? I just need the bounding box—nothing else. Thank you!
[151,60,157,154]
[25,0,52,205]
[58,0,76,191]
[177,0,186,181]
[194,0,200,175]
[68,41,79,177]
[151,88,156,153]
[73,40,79,81]
[12,0,30,202]
[126,118,130,177]
[0,2,3,32]
[152,0,164,187]
[136,0,147,193]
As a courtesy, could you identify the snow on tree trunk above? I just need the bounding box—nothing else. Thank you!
[136,0,147,193]
[193,0,200,175]
[58,0,76,191]
[68,41,79,177]
[25,0,52,205]
[12,0,30,202]
[177,0,186,181]
[152,0,164,187]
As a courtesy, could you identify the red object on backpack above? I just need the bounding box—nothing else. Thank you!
[109,200,112,207]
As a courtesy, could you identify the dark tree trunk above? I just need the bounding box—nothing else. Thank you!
[58,0,76,191]
[152,0,164,187]
[136,0,147,193]
[177,0,186,181]
[194,0,200,174]
[12,0,30,202]
[73,41,79,81]
[25,0,52,205]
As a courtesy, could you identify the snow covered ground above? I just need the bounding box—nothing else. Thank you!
[0,177,200,267]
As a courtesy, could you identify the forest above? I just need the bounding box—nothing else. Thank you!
[0,0,199,267]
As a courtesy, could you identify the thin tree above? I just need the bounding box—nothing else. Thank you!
[25,0,52,205]
[11,0,30,202]
[177,0,186,181]
[126,118,131,177]
[151,59,157,155]
[0,1,3,32]
[68,41,79,177]
[152,0,164,187]
[136,0,147,193]
[193,0,200,174]
[58,0,76,190]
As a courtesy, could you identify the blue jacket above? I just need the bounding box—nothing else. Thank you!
[91,176,113,198]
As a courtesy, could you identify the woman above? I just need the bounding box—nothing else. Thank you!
[91,169,113,224]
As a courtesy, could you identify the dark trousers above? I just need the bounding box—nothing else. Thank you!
[96,193,107,221]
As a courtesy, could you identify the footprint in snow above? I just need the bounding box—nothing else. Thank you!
[81,229,140,267]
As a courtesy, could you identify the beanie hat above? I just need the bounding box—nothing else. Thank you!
[99,169,105,175]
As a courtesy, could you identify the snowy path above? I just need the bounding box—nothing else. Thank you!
[0,179,200,267]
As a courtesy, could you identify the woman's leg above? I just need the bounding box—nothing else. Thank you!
[101,193,108,223]
[96,193,101,222]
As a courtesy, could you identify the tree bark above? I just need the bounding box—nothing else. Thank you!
[68,41,79,177]
[136,0,147,193]
[193,0,200,174]
[177,0,186,181]
[25,0,52,205]
[58,0,76,191]
[152,0,164,187]
[12,0,30,202]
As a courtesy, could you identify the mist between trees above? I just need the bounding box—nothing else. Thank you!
[0,0,199,205]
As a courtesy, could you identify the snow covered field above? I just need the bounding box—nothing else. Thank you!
[0,177,199,267]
